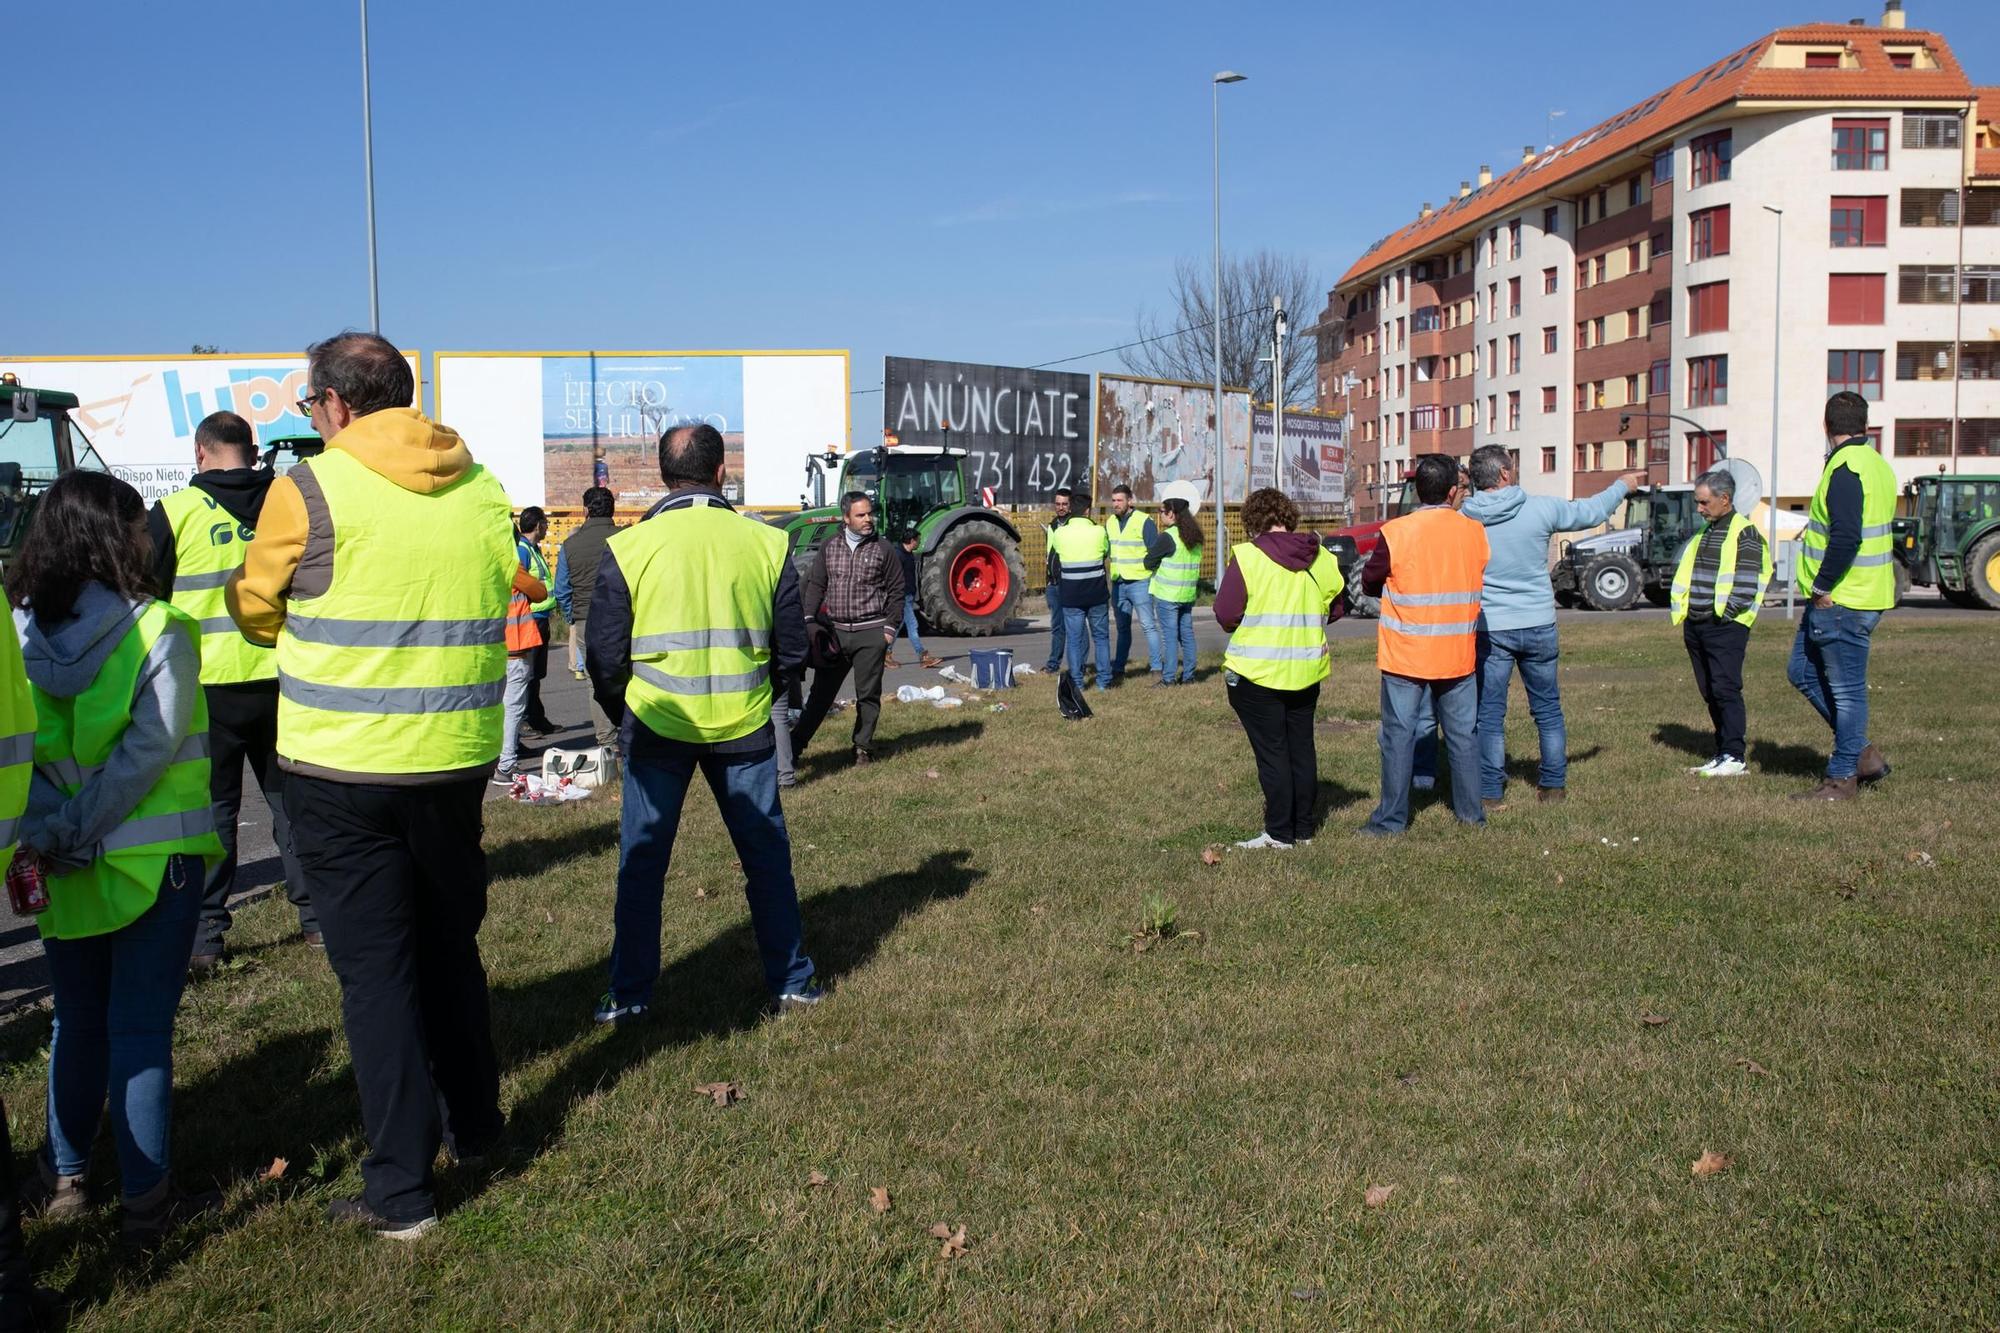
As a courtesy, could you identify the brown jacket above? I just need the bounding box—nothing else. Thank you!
[804,531,904,630]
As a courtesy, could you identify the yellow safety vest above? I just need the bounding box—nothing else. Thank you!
[1050,519,1110,605]
[275,448,517,777]
[1106,512,1152,583]
[160,484,277,686]
[0,617,34,859]
[1221,543,1343,689]
[31,601,223,940]
[609,499,786,744]
[521,540,557,614]
[1671,511,1773,627]
[1153,530,1202,605]
[1797,440,1898,611]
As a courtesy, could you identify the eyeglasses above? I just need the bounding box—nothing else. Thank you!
[296,391,328,415]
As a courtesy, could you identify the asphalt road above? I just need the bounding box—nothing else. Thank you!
[0,589,1969,1012]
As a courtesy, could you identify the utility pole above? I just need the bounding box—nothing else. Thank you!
[359,0,381,332]
[1271,294,1287,500]
[1211,71,1245,584]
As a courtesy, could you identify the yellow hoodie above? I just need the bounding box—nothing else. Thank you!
[227,408,544,642]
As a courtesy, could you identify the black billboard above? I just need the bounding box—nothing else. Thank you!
[883,357,1090,507]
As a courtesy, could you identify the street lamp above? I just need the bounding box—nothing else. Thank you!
[1619,410,1722,482]
[359,0,381,332]
[1762,205,1783,558]
[1212,70,1246,585]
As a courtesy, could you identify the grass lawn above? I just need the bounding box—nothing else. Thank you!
[4,615,1996,1329]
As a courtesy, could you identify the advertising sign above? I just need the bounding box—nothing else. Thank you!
[1251,408,1345,507]
[435,351,848,508]
[1093,374,1252,505]
[0,352,418,502]
[882,357,1089,507]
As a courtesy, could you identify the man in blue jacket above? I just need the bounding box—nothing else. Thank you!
[1460,446,1646,806]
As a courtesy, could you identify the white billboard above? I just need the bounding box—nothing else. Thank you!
[434,350,849,509]
[0,352,421,503]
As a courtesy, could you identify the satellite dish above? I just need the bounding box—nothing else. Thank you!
[1720,457,1763,515]
[1159,479,1202,517]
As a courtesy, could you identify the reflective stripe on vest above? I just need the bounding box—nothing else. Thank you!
[0,616,33,861]
[1671,512,1773,627]
[505,590,543,652]
[1107,512,1151,582]
[610,503,788,744]
[276,447,517,777]
[29,600,222,940]
[522,541,557,614]
[1049,520,1110,604]
[1153,530,1202,604]
[1221,544,1343,688]
[1374,507,1487,679]
[1796,441,1899,610]
[159,484,276,686]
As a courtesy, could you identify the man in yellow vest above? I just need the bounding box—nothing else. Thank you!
[585,423,818,1025]
[1358,455,1490,834]
[1670,469,1773,778]
[1787,392,1897,801]
[1105,484,1162,682]
[1049,489,1113,691]
[147,409,317,970]
[227,331,517,1240]
[514,506,559,736]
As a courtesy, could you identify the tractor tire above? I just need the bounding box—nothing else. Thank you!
[1941,586,1983,609]
[1964,532,2000,610]
[921,519,1026,637]
[1893,560,1911,608]
[1579,553,1642,611]
[1345,561,1379,619]
[1643,584,1671,608]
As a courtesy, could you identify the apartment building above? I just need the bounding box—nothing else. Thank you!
[1318,1,2000,522]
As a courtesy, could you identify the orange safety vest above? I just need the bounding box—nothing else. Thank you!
[1374,506,1488,680]
[505,589,543,654]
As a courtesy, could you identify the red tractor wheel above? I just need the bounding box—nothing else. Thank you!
[921,519,1026,637]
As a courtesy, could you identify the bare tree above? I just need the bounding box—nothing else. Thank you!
[1122,250,1323,407]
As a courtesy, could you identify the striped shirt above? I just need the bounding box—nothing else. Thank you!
[1686,520,1767,622]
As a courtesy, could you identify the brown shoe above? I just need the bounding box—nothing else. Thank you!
[884,654,902,668]
[1537,787,1566,804]
[1856,744,1891,784]
[919,654,945,669]
[27,1156,88,1221]
[1481,798,1508,813]
[853,748,872,766]
[188,950,223,976]
[1791,776,1859,802]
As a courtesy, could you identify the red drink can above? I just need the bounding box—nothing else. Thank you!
[6,850,49,915]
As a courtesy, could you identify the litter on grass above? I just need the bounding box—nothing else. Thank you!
[506,774,593,805]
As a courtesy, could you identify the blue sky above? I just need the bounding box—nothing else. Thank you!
[10,0,1996,428]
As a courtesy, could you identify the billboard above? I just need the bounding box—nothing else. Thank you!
[882,357,1089,507]
[1252,408,1346,507]
[0,352,419,503]
[434,351,848,508]
[1093,374,1253,505]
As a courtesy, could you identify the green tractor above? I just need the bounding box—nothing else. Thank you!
[0,373,108,569]
[780,444,1026,637]
[1893,473,2000,609]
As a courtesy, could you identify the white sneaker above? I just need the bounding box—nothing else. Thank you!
[1700,756,1748,778]
[1686,757,1720,775]
[1232,833,1294,851]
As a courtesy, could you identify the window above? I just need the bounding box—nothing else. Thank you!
[1970,191,2000,227]
[1410,406,1441,432]
[1628,176,1643,209]
[1653,149,1673,185]
[1396,364,1406,395]
[1829,273,1885,324]
[1688,278,1736,332]
[1576,320,1590,350]
[1543,326,1558,354]
[1488,339,1498,374]
[1898,265,1956,304]
[1574,442,1589,472]
[1901,188,1959,228]
[1412,305,1443,332]
[1541,446,1557,473]
[1509,219,1523,259]
[1964,267,2000,303]
[1396,316,1406,348]
[1396,272,1406,302]
[1805,51,1841,69]
[1827,350,1883,400]
[1831,195,1888,245]
[1688,355,1728,407]
[1962,343,2000,379]
[1832,118,1889,170]
[1593,315,1608,345]
[1488,394,1498,426]
[1592,441,1607,471]
[1625,373,1641,404]
[1628,307,1644,340]
[1575,385,1587,412]
[1686,431,1723,481]
[1542,386,1557,414]
[1507,391,1521,430]
[1577,258,1590,289]
[1689,205,1731,259]
[1543,206,1559,235]
[1650,360,1670,397]
[1896,341,1955,381]
[1690,130,1732,186]
[1903,113,1962,150]
[1960,421,1999,456]
[1888,50,1915,70]
[1594,255,1608,284]
[1894,419,1952,456]
[1507,333,1521,373]
[1543,266,1558,294]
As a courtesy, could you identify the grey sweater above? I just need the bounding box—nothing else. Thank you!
[15,583,201,873]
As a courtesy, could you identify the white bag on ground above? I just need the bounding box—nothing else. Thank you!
[543,745,618,791]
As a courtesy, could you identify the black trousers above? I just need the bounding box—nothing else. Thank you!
[0,1098,32,1329]
[284,773,501,1223]
[523,639,553,727]
[793,627,890,756]
[1683,618,1751,761]
[201,682,314,953]
[1227,675,1321,843]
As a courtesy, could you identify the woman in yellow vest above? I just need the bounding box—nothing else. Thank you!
[1214,488,1345,849]
[1147,497,1203,685]
[7,472,223,1249]
[0,584,41,1311]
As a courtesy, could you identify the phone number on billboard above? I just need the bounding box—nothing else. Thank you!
[965,448,1076,501]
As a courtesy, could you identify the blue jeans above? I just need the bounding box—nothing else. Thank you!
[43,854,202,1198]
[608,747,815,1004]
[1111,580,1161,676]
[1045,589,1065,669]
[1476,623,1565,799]
[1413,692,1438,784]
[1062,603,1112,690]
[1157,600,1198,682]
[1787,604,1880,778]
[898,593,926,656]
[1367,673,1483,833]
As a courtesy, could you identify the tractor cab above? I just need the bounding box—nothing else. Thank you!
[1623,485,1699,573]
[838,446,967,543]
[261,434,324,474]
[1895,474,2000,608]
[0,374,109,567]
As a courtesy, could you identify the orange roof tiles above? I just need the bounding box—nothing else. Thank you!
[1979,87,2000,178]
[1338,24,1978,287]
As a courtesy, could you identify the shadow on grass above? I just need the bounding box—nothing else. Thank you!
[1750,739,1825,778]
[488,820,622,884]
[465,847,986,1196]
[795,719,985,778]
[1652,723,1712,760]
[1313,779,1370,833]
[1503,744,1605,786]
